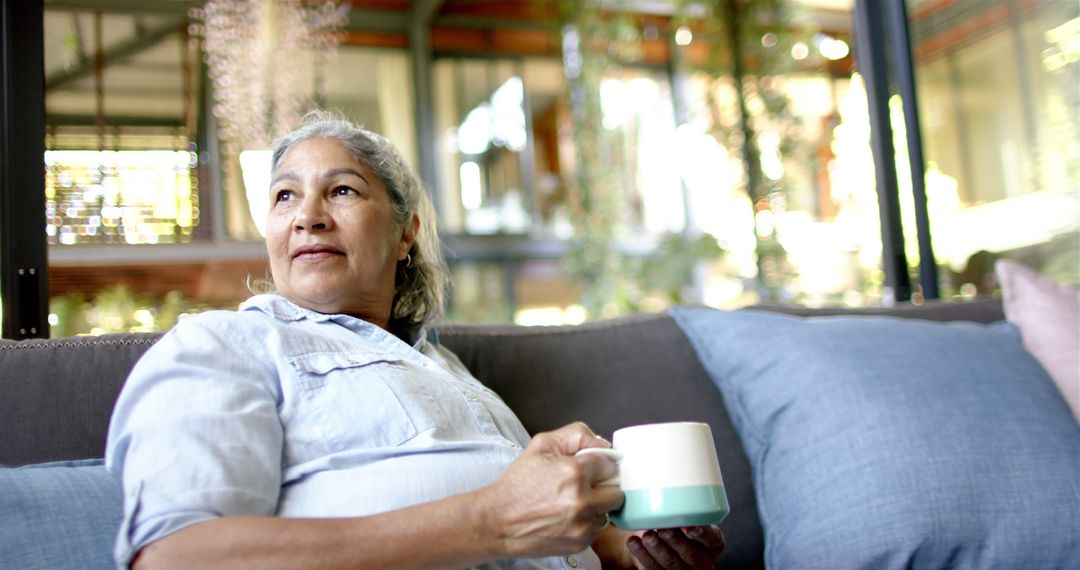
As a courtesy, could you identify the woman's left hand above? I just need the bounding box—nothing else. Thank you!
[625,525,726,570]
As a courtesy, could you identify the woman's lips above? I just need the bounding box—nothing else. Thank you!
[292,245,344,260]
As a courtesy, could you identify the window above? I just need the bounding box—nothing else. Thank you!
[912,1,1080,291]
[680,68,881,307]
[45,148,198,245]
[434,58,533,235]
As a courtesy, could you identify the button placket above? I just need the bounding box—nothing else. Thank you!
[420,345,519,446]
[461,387,502,438]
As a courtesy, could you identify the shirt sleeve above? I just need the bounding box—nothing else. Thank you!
[104,311,284,568]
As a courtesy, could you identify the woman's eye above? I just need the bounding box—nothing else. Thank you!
[332,185,358,197]
[274,190,294,203]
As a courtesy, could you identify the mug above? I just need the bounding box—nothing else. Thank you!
[577,422,729,530]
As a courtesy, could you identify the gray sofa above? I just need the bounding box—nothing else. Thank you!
[5,298,1077,570]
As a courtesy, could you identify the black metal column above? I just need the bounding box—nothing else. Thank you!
[1,0,48,339]
[409,0,442,216]
[854,0,911,304]
[887,0,938,299]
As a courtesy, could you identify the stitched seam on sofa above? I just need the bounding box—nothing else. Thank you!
[436,313,671,337]
[0,338,158,350]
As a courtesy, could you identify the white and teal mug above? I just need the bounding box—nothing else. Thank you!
[577,422,729,531]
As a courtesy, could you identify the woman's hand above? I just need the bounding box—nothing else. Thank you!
[478,422,624,558]
[625,526,726,570]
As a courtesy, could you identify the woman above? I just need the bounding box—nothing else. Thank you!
[105,111,725,569]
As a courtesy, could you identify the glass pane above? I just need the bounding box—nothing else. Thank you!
[325,49,418,169]
[445,259,589,326]
[43,8,213,336]
[911,1,1080,293]
[512,259,586,325]
[596,67,682,236]
[682,25,880,308]
[45,149,198,245]
[523,58,573,238]
[435,58,531,235]
[446,261,513,323]
[433,7,888,316]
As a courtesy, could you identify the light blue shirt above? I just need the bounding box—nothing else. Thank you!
[105,294,600,570]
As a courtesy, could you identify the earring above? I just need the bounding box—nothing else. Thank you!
[405,253,413,268]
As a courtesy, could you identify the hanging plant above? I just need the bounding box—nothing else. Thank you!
[674,0,808,301]
[555,0,641,316]
[190,0,347,155]
[551,0,809,314]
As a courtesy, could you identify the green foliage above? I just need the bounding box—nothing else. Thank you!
[621,233,726,308]
[48,291,87,339]
[49,285,200,337]
[674,0,810,301]
[553,0,808,316]
[556,0,638,316]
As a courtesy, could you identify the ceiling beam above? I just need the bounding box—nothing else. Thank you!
[433,14,548,31]
[46,113,184,127]
[45,18,181,91]
[44,0,196,16]
[346,8,409,33]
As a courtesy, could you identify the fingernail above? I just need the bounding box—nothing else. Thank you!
[688,526,704,537]
[659,529,675,540]
[644,533,659,547]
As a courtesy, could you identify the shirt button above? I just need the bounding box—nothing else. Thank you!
[566,554,581,568]
[464,390,477,401]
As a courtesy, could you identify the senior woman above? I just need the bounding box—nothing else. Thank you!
[105,111,725,570]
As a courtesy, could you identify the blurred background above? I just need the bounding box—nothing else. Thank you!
[9,0,1078,336]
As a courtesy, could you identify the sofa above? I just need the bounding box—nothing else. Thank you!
[2,297,1078,570]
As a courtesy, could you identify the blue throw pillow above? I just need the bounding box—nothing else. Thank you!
[671,307,1080,570]
[0,459,121,570]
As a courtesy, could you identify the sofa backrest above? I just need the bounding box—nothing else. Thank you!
[749,297,1004,322]
[0,298,1005,468]
[1,310,770,567]
[1,333,160,467]
[0,298,1005,570]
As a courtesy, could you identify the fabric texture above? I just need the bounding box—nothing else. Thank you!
[0,459,121,570]
[670,307,1080,570]
[749,296,1005,323]
[107,294,592,570]
[0,333,158,466]
[995,259,1080,422]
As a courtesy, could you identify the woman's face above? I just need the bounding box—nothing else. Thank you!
[266,137,416,324]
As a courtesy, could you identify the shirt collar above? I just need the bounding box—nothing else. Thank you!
[240,294,428,348]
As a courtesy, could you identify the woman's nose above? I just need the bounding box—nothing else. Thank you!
[294,196,331,231]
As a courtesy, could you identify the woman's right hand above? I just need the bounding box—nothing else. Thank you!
[479,422,624,558]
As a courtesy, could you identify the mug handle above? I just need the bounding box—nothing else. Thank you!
[574,447,622,486]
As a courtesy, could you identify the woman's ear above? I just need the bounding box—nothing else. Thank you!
[399,213,419,260]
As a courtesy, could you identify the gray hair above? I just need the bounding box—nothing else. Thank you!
[270,110,448,329]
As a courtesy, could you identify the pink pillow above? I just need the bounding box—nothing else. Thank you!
[995,259,1080,423]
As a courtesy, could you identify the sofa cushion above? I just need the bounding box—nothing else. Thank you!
[671,307,1080,570]
[995,259,1080,422]
[0,459,121,570]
